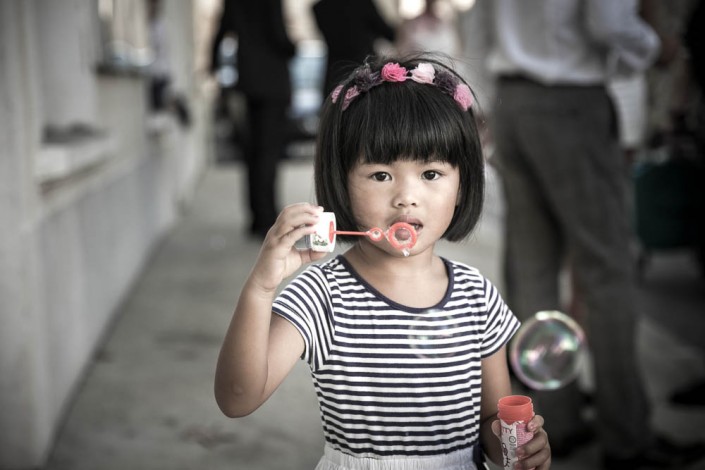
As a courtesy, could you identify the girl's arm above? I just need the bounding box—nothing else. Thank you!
[480,346,552,469]
[479,346,513,464]
[214,203,326,417]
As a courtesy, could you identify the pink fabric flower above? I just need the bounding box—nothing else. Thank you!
[410,63,435,84]
[381,63,408,82]
[342,86,360,110]
[453,83,473,111]
[331,85,344,103]
[331,85,360,109]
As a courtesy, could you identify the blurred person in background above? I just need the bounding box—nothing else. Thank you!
[210,0,296,238]
[396,0,462,64]
[606,0,682,166]
[147,0,190,127]
[464,1,705,469]
[570,0,683,345]
[654,0,705,407]
[312,0,395,96]
[147,0,171,112]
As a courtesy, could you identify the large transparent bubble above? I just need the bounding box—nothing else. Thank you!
[407,309,461,360]
[510,310,587,391]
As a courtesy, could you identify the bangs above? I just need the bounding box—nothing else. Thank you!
[339,81,472,168]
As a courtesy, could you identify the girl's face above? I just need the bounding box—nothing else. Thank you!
[347,157,461,255]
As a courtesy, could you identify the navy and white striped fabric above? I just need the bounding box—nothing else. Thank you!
[272,256,519,459]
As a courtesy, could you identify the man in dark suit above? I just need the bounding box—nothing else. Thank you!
[312,0,395,95]
[211,0,296,237]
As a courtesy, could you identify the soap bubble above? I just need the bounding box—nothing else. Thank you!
[510,310,587,391]
[407,309,461,360]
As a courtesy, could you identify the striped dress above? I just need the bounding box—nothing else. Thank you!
[272,255,519,464]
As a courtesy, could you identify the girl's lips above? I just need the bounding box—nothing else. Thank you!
[392,216,423,232]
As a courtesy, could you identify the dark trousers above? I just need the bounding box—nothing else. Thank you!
[493,77,651,457]
[245,97,288,233]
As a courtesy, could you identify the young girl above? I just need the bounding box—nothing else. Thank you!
[215,55,551,470]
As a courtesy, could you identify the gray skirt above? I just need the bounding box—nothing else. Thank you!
[314,445,480,470]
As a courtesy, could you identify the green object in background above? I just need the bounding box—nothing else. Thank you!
[633,158,693,250]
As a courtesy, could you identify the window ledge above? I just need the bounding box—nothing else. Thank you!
[36,131,116,185]
[95,62,150,79]
[146,112,177,136]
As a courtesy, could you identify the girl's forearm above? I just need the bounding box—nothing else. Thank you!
[214,279,277,417]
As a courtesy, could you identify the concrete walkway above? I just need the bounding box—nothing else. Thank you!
[45,160,705,470]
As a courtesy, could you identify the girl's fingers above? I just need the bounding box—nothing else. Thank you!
[491,420,501,438]
[248,204,327,291]
[520,427,548,455]
[517,445,551,470]
[527,414,545,433]
[516,428,550,469]
[263,205,321,246]
[270,204,323,240]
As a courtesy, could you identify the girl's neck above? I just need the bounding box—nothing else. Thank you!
[344,241,434,274]
[343,242,448,309]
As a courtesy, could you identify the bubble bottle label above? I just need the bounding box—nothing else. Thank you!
[294,212,336,252]
[498,395,534,470]
[500,419,534,469]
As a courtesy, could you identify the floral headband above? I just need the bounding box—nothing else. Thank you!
[331,62,473,112]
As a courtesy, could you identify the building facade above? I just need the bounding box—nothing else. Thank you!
[0,1,212,467]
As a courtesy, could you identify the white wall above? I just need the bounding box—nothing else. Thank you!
[35,0,101,130]
[0,1,211,468]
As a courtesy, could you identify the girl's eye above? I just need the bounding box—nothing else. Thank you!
[422,170,441,180]
[371,172,391,182]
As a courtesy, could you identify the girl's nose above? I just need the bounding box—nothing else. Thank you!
[392,180,418,207]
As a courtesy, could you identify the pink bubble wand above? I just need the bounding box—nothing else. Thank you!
[333,222,418,254]
[295,214,418,255]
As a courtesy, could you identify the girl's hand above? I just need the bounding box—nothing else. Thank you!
[249,203,327,293]
[492,414,551,470]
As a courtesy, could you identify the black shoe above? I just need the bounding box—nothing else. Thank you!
[670,379,705,406]
[603,436,705,469]
[550,423,595,458]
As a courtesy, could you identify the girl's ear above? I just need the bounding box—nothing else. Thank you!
[456,186,462,206]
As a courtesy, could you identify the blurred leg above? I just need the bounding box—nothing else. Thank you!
[494,80,582,442]
[505,82,649,457]
[246,97,287,234]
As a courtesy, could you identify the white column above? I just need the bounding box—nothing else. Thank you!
[0,1,53,468]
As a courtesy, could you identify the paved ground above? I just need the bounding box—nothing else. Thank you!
[45,159,705,470]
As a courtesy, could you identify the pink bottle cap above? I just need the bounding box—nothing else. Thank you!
[497,395,534,423]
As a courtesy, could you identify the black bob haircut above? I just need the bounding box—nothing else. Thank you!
[314,54,485,243]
